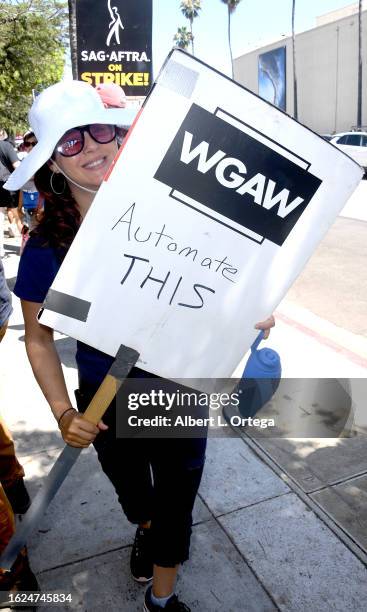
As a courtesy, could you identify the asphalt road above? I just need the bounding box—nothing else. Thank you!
[287,216,367,338]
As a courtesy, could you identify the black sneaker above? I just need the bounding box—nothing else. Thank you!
[4,479,31,514]
[143,586,191,612]
[130,527,153,583]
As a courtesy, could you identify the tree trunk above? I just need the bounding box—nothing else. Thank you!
[228,6,234,79]
[292,0,298,120]
[190,18,194,55]
[68,0,78,79]
[357,0,362,127]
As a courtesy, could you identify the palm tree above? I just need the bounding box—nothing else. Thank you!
[180,0,202,55]
[221,0,242,79]
[173,26,193,50]
[292,0,298,120]
[68,0,78,78]
[357,0,362,127]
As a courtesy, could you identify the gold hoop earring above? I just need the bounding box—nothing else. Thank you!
[50,171,66,195]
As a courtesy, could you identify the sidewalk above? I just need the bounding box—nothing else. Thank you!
[1,235,367,611]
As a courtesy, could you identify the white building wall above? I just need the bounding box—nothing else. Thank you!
[234,8,367,134]
[316,1,367,26]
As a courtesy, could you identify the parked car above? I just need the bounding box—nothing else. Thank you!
[321,134,333,141]
[329,131,367,177]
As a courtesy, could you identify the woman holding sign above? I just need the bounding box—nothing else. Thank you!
[6,82,274,612]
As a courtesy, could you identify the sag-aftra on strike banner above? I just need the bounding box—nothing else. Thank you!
[76,0,152,95]
[39,50,363,383]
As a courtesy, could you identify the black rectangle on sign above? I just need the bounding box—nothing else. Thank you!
[76,0,152,95]
[43,289,91,322]
[154,104,322,246]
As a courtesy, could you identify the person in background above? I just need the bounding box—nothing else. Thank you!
[0,259,38,603]
[95,82,127,108]
[0,259,12,343]
[6,81,274,611]
[0,130,21,241]
[0,131,19,256]
[17,132,40,254]
[95,83,128,146]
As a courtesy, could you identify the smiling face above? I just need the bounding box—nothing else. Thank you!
[50,126,119,192]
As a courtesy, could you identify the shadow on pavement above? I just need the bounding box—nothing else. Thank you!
[8,323,25,331]
[3,244,20,257]
[13,428,63,458]
[7,276,17,291]
[54,337,77,369]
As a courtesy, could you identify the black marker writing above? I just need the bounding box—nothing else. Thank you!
[120,253,215,310]
[112,203,238,283]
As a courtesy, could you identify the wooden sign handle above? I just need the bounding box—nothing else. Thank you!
[82,375,119,425]
[82,345,140,425]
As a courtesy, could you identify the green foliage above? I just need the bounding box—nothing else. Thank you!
[220,0,242,12]
[173,26,193,50]
[180,0,202,21]
[180,0,202,55]
[0,0,67,133]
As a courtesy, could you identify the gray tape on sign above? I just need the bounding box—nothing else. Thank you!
[158,60,199,99]
[43,289,91,322]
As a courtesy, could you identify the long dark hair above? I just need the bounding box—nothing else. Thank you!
[32,163,81,250]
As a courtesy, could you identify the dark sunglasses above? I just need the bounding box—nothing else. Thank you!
[55,124,116,157]
[24,141,37,148]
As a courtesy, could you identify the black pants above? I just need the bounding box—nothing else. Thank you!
[75,382,207,567]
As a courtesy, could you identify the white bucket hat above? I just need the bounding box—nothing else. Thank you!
[4,80,137,191]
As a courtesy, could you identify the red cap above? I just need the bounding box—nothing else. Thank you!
[95,83,127,108]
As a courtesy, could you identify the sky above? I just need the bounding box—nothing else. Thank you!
[152,0,361,77]
[63,1,361,80]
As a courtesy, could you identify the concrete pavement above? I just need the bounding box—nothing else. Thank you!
[1,224,367,611]
[340,180,367,223]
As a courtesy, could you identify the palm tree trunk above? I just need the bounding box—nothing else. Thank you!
[357,0,362,127]
[68,0,78,79]
[292,0,298,120]
[228,6,234,79]
[190,18,194,55]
